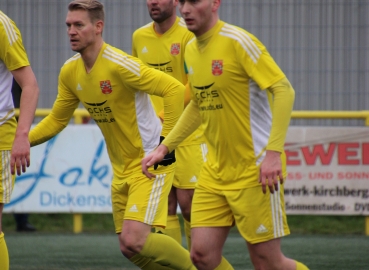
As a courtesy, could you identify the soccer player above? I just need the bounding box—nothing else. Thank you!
[132,0,206,250]
[29,1,195,269]
[0,10,40,270]
[142,0,310,269]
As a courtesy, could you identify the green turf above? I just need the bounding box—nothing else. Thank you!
[2,214,366,234]
[3,214,368,269]
[5,232,369,270]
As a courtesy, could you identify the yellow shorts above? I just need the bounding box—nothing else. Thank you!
[191,183,290,244]
[173,143,207,189]
[0,150,15,204]
[111,165,175,233]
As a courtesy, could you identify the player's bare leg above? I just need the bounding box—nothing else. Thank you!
[191,226,233,270]
[247,238,308,270]
[120,219,195,270]
[177,188,194,249]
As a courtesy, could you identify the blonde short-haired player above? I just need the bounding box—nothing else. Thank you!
[142,0,310,269]
[0,10,39,270]
[29,0,195,269]
[132,0,207,253]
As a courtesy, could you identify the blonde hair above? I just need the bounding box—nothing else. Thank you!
[68,0,105,22]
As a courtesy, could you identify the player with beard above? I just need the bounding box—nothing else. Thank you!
[132,0,207,253]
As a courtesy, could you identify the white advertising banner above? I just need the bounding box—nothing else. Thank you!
[4,125,113,213]
[284,127,369,215]
[4,126,369,215]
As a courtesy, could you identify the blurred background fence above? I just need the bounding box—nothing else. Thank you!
[1,0,368,126]
[2,0,369,235]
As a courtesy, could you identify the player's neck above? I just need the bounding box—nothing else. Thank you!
[194,14,219,38]
[80,38,104,73]
[154,15,177,35]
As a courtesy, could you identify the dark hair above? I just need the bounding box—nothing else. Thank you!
[68,0,105,22]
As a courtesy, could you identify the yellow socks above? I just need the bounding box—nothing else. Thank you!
[0,232,9,270]
[214,257,234,270]
[165,215,182,244]
[183,218,191,250]
[129,254,172,270]
[140,232,195,270]
[296,260,309,270]
[155,214,182,245]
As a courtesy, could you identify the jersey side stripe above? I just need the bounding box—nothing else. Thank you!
[248,80,271,162]
[220,25,261,63]
[103,47,140,76]
[0,12,17,45]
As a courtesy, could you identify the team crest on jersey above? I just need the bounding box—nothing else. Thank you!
[100,80,112,94]
[170,43,180,55]
[212,60,223,76]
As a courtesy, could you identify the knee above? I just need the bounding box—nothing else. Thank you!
[250,253,269,270]
[190,249,204,267]
[190,248,212,269]
[119,233,145,257]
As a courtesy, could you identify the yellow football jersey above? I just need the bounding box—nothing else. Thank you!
[184,21,287,190]
[0,11,30,149]
[132,17,204,146]
[30,42,184,179]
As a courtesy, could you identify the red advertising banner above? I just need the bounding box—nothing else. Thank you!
[284,127,369,215]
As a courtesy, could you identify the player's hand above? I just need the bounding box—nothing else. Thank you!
[153,137,176,170]
[141,143,171,179]
[10,134,31,176]
[259,150,284,194]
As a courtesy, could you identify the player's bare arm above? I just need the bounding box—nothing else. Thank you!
[10,66,39,176]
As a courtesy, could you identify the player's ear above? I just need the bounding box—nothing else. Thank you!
[211,0,221,12]
[95,20,104,35]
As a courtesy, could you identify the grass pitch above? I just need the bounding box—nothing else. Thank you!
[6,232,369,270]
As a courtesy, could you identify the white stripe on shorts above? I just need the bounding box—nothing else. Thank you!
[270,183,284,238]
[144,173,165,225]
[200,143,208,162]
[1,150,12,203]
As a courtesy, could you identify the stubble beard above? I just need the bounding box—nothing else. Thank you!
[150,9,172,24]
